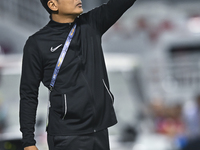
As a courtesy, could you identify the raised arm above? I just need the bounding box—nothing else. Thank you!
[19,37,43,149]
[85,0,137,35]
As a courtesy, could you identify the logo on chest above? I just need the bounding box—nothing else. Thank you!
[50,44,63,52]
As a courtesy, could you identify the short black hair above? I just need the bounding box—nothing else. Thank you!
[40,0,57,14]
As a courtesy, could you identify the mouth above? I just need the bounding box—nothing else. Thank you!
[76,2,82,7]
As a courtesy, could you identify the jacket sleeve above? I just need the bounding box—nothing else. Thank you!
[19,36,43,148]
[86,0,137,35]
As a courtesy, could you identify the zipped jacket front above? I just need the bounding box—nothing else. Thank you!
[20,0,136,148]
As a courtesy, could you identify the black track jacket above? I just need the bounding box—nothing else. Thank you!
[20,0,136,148]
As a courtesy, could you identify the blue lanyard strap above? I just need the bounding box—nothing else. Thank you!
[49,24,77,91]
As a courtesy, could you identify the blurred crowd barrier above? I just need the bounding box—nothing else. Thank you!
[0,0,48,29]
[0,0,107,30]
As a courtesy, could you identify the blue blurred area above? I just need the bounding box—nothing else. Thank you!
[1,0,200,150]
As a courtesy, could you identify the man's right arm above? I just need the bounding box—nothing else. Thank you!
[85,0,137,35]
[20,37,43,149]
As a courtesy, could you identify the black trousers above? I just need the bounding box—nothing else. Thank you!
[47,129,110,150]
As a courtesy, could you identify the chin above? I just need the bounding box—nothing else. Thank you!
[77,9,83,15]
[70,9,83,16]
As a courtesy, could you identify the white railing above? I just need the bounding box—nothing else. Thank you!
[143,58,200,99]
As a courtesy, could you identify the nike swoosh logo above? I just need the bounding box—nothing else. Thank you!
[50,44,63,52]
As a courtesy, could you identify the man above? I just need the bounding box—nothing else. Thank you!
[19,0,136,150]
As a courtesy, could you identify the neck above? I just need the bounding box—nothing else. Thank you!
[51,14,77,23]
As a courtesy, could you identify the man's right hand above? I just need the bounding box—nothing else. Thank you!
[24,146,38,150]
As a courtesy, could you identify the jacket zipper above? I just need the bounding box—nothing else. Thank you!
[102,79,114,104]
[62,94,67,120]
[77,55,97,132]
[80,72,97,132]
[46,90,51,127]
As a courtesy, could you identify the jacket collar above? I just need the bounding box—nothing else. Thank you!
[46,16,77,31]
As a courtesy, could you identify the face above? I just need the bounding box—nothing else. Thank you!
[49,0,83,16]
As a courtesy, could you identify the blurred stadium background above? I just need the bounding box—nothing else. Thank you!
[1,0,200,150]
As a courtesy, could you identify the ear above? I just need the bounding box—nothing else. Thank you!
[47,0,58,12]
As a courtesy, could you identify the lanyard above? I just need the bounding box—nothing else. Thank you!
[49,23,77,91]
